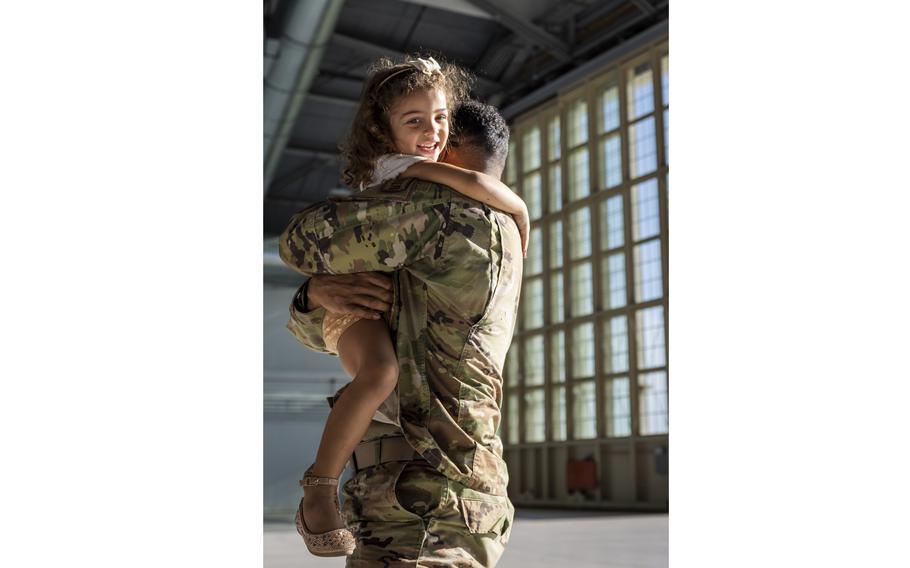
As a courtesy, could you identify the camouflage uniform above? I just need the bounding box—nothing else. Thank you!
[280,176,522,566]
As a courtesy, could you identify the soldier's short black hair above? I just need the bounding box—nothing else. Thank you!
[449,100,510,170]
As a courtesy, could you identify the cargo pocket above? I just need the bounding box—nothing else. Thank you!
[342,461,411,524]
[459,496,511,536]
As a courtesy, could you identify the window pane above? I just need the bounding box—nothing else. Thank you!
[526,227,543,276]
[602,315,629,373]
[548,165,562,212]
[525,334,545,385]
[548,115,561,160]
[550,272,565,323]
[627,63,654,120]
[599,84,620,133]
[605,377,631,437]
[598,133,622,189]
[505,140,516,184]
[663,108,668,165]
[634,239,663,302]
[522,126,541,173]
[524,172,543,220]
[661,54,669,107]
[629,116,657,178]
[552,385,567,441]
[572,381,597,439]
[568,206,591,260]
[570,261,593,317]
[568,99,588,146]
[507,393,519,443]
[636,306,666,369]
[601,253,627,310]
[599,194,624,250]
[525,388,545,442]
[551,329,566,383]
[523,277,544,329]
[632,178,660,241]
[506,341,519,386]
[568,147,590,201]
[571,322,595,379]
[549,220,563,268]
[639,370,668,435]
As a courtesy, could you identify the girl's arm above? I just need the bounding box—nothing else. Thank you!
[401,161,530,257]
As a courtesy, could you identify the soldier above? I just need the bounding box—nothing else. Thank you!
[280,101,522,567]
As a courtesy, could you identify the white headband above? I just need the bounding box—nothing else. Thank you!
[375,57,442,90]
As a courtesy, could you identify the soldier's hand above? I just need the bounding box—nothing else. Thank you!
[307,273,393,319]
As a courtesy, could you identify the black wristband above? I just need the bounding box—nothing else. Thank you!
[294,280,310,312]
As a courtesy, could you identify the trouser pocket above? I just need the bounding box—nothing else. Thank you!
[458,493,514,545]
[342,461,412,523]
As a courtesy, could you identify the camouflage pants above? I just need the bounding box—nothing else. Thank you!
[341,459,514,567]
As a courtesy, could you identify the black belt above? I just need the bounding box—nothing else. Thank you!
[351,436,422,472]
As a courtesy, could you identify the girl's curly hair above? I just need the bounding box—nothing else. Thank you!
[340,56,473,190]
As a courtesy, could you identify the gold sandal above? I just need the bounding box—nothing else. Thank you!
[294,467,355,557]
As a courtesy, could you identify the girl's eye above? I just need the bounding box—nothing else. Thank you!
[436,114,447,121]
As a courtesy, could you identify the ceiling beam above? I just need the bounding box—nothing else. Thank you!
[463,0,572,63]
[332,32,406,59]
[628,0,657,16]
[395,0,494,20]
[572,1,666,59]
[331,32,503,94]
[501,19,668,120]
[576,0,627,28]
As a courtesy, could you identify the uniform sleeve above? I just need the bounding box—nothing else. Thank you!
[285,281,332,355]
[286,303,332,355]
[278,197,446,276]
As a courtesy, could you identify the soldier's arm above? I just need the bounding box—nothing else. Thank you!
[286,273,394,354]
[285,280,332,355]
[279,197,446,276]
[401,162,529,257]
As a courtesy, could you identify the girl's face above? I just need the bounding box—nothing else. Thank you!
[388,88,448,161]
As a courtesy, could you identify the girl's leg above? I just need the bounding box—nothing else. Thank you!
[303,317,398,534]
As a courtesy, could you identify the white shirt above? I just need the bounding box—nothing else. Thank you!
[361,153,427,190]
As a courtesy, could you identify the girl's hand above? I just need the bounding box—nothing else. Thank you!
[513,207,530,259]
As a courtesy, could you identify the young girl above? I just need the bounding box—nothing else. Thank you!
[295,56,529,557]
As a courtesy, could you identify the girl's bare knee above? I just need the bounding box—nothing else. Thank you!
[356,358,398,400]
[378,358,399,387]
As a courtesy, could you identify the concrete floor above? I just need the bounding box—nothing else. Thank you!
[264,508,668,568]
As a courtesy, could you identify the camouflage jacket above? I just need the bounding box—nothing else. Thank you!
[279,177,522,496]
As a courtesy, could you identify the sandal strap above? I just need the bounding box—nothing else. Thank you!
[299,471,339,488]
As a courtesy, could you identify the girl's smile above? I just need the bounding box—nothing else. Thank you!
[389,88,448,162]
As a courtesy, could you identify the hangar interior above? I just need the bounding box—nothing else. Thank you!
[264,0,669,515]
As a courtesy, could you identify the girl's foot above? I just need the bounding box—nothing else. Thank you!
[301,483,346,534]
[295,467,355,557]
